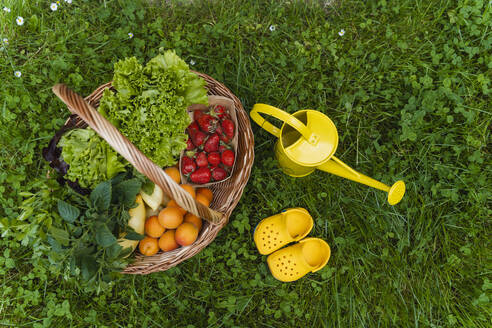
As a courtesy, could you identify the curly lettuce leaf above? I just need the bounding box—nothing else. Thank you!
[60,129,128,188]
[98,50,207,167]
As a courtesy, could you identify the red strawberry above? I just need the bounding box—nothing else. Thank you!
[204,133,220,153]
[190,167,211,184]
[221,149,235,167]
[215,125,230,143]
[211,105,230,120]
[220,133,231,144]
[186,137,195,151]
[193,110,203,121]
[212,167,227,181]
[213,105,226,115]
[197,113,218,133]
[208,152,221,167]
[187,121,200,133]
[219,144,228,153]
[221,119,235,139]
[181,156,196,175]
[190,130,207,147]
[195,151,208,167]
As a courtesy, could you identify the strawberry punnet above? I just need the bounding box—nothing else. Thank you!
[221,149,235,167]
[207,152,221,167]
[181,156,197,175]
[195,151,208,168]
[212,167,227,181]
[190,167,211,184]
[204,133,220,153]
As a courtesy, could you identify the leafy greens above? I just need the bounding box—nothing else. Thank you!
[98,50,208,167]
[59,128,128,189]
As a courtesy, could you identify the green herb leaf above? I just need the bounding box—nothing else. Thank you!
[94,223,117,247]
[106,242,123,259]
[112,178,142,207]
[49,226,70,247]
[80,254,97,280]
[141,180,155,195]
[57,200,80,223]
[124,229,145,241]
[47,235,62,253]
[90,181,112,212]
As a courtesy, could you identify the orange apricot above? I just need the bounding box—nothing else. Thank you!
[184,213,202,231]
[196,188,213,203]
[175,222,199,246]
[139,236,159,256]
[158,230,179,252]
[158,207,184,229]
[166,199,187,215]
[144,215,165,238]
[181,184,196,198]
[196,194,211,207]
[164,167,181,184]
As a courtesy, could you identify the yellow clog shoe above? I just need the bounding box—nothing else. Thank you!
[267,238,331,282]
[254,208,313,255]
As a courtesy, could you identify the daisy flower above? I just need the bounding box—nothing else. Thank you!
[14,71,22,78]
[3,7,11,13]
[16,16,24,26]
[65,0,72,3]
[269,25,276,32]
[2,38,8,45]
[128,32,134,39]
[50,3,58,11]
[189,59,196,66]
[338,29,345,36]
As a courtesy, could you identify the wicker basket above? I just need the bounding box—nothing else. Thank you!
[48,72,254,274]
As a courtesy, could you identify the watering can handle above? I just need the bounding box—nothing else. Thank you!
[250,104,318,144]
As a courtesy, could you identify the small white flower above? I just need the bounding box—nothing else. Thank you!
[338,29,345,36]
[2,38,8,45]
[50,3,58,11]
[64,0,72,3]
[14,71,22,78]
[16,16,24,26]
[189,59,196,66]
[269,25,276,32]
[128,32,134,39]
[3,7,11,13]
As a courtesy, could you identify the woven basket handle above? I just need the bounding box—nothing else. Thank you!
[52,84,223,224]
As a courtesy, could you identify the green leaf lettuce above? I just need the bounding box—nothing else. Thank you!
[98,50,208,167]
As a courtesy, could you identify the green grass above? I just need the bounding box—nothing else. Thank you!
[1,0,491,326]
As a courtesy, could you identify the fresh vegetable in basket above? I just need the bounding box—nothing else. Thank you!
[49,175,145,286]
[59,128,128,189]
[98,50,208,168]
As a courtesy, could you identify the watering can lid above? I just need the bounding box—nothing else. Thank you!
[283,110,339,167]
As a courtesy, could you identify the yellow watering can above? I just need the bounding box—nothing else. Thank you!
[250,104,406,205]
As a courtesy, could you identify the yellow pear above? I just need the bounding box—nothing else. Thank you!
[118,195,146,256]
[140,184,164,211]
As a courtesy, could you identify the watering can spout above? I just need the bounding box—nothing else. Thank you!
[317,156,406,205]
